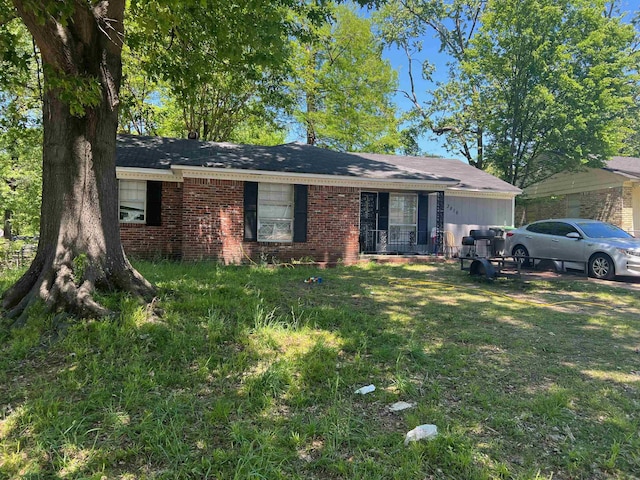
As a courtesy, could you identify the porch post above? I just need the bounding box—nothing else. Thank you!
[436,191,445,254]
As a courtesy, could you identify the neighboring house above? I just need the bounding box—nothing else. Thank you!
[518,157,640,234]
[116,135,521,264]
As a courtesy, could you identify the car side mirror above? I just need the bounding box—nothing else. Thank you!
[566,232,581,239]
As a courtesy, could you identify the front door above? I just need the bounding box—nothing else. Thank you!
[360,192,378,253]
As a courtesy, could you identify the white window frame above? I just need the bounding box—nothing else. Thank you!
[389,193,417,244]
[257,183,294,242]
[119,180,147,224]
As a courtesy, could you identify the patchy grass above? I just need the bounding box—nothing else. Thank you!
[1,261,639,479]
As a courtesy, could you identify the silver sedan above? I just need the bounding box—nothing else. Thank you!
[505,218,640,280]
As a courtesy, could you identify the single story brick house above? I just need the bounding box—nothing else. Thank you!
[517,157,640,235]
[116,135,521,264]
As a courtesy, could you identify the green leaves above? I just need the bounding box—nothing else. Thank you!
[0,16,42,235]
[120,1,402,148]
[122,0,296,140]
[377,0,638,183]
[375,0,487,162]
[0,7,31,91]
[43,67,102,117]
[290,4,401,153]
[15,0,76,27]
[0,127,42,236]
[467,0,637,187]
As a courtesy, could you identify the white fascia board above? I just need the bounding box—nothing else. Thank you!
[116,165,521,198]
[445,188,520,200]
[170,165,458,191]
[116,167,182,182]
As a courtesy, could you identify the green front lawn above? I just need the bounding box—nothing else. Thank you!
[1,261,639,479]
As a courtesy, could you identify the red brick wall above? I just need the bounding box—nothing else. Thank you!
[120,182,183,259]
[180,178,245,262]
[121,180,362,264]
[241,185,361,265]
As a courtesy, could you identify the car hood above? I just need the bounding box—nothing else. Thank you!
[587,237,640,250]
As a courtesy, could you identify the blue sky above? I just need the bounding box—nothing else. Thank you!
[382,40,451,158]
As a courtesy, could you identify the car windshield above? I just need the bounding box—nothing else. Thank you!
[576,222,633,239]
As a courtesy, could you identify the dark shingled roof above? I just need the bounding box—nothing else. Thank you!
[116,134,521,193]
[604,156,640,179]
[352,152,521,193]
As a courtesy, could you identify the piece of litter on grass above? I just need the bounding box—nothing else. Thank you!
[388,401,415,412]
[404,424,438,445]
[563,426,576,442]
[354,384,375,394]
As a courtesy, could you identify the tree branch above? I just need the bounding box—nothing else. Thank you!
[12,1,76,73]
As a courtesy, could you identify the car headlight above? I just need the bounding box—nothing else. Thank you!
[617,248,640,257]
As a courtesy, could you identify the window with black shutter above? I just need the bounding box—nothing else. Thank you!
[378,192,389,231]
[245,182,308,243]
[244,181,258,241]
[146,181,163,226]
[417,193,429,244]
[293,184,308,242]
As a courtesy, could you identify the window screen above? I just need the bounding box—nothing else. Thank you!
[119,180,146,223]
[389,193,417,243]
[258,183,293,242]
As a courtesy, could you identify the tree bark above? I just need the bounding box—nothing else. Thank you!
[3,210,11,239]
[305,47,317,146]
[3,1,155,325]
[475,126,484,170]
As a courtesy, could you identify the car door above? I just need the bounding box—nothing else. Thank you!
[547,221,585,260]
[524,221,556,258]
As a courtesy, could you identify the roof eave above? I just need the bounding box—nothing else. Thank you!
[602,168,640,180]
[116,167,180,182]
[116,165,524,195]
[169,164,458,190]
[446,187,521,198]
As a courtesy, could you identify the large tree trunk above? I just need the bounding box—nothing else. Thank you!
[3,1,155,325]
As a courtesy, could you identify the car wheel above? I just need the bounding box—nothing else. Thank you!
[512,245,530,267]
[589,253,615,280]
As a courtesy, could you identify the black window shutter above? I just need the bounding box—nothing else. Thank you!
[244,181,258,241]
[417,193,429,244]
[293,184,308,242]
[378,192,389,231]
[146,181,163,226]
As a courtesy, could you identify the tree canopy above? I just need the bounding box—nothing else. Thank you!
[466,0,637,187]
[121,0,296,142]
[375,0,486,163]
[0,16,42,237]
[290,4,401,153]
[377,0,639,187]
